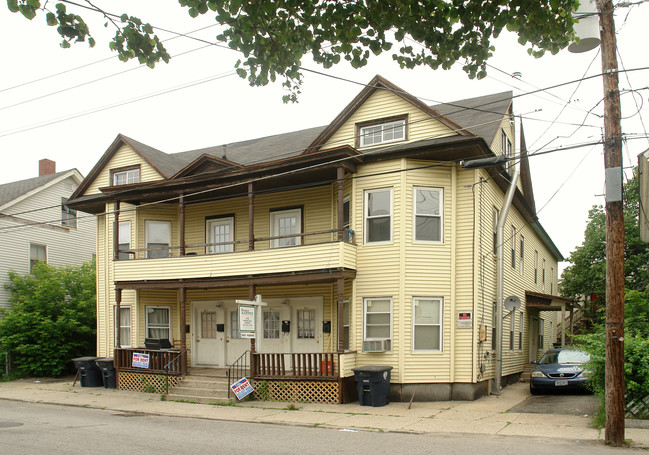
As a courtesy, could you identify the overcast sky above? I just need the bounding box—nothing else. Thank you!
[1,2,648,273]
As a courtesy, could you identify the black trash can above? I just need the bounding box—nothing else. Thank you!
[72,356,103,387]
[352,365,393,407]
[95,358,116,389]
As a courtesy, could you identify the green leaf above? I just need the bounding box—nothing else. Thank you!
[45,12,58,26]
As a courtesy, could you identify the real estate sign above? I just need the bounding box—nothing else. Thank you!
[231,377,254,400]
[238,304,256,338]
[132,353,150,368]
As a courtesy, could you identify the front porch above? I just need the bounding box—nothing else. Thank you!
[113,348,357,404]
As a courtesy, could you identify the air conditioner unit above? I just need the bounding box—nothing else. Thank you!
[363,339,391,352]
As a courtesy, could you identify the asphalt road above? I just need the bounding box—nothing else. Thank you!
[509,391,600,417]
[2,400,643,455]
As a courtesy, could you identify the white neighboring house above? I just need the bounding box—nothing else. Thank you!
[0,159,96,313]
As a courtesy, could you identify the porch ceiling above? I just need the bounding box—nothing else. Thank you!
[525,290,573,311]
[115,267,356,290]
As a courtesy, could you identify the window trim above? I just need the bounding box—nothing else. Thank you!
[511,225,516,269]
[61,197,77,228]
[111,165,141,186]
[29,242,47,273]
[114,306,132,347]
[363,297,392,344]
[356,115,408,148]
[412,297,443,352]
[364,188,393,244]
[145,220,171,258]
[518,311,523,350]
[118,220,131,260]
[206,215,235,254]
[145,305,172,341]
[270,206,303,248]
[534,250,539,284]
[263,309,280,339]
[519,235,525,275]
[413,186,443,243]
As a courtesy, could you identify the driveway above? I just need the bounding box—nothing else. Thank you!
[509,390,600,417]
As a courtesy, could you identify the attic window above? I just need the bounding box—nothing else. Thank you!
[358,117,406,147]
[112,166,140,186]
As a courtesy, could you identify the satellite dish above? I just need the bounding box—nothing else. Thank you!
[504,296,521,312]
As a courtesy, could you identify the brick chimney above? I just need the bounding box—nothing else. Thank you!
[39,159,56,176]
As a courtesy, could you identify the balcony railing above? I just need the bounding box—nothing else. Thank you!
[118,228,355,260]
[114,347,187,376]
[252,352,341,380]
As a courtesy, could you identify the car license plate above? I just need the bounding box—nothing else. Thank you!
[555,380,568,386]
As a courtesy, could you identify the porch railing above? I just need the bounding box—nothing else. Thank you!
[227,350,250,399]
[114,347,187,376]
[252,352,340,380]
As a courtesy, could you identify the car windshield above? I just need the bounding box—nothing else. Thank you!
[538,350,590,365]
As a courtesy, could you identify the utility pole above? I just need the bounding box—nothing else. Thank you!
[598,0,625,445]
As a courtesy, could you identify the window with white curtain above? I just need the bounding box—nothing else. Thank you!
[146,306,171,340]
[146,220,171,258]
[412,297,442,351]
[115,306,131,347]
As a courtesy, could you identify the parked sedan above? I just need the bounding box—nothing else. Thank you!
[530,348,591,394]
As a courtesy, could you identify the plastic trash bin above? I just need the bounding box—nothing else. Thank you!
[72,356,103,387]
[352,365,393,407]
[95,358,116,389]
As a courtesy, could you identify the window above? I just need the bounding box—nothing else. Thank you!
[115,306,132,347]
[511,226,516,269]
[491,300,497,351]
[501,129,513,174]
[359,120,405,147]
[509,311,515,351]
[201,312,217,339]
[112,167,140,186]
[146,307,171,340]
[118,221,131,260]
[365,188,392,243]
[364,298,392,341]
[61,197,77,228]
[270,208,301,248]
[413,297,442,351]
[29,243,47,273]
[146,220,171,258]
[297,309,315,339]
[539,318,545,348]
[492,207,499,255]
[230,311,242,339]
[534,250,539,284]
[542,259,546,290]
[518,312,523,350]
[550,267,554,294]
[342,300,350,351]
[263,310,280,339]
[519,235,525,275]
[342,196,352,242]
[206,217,234,253]
[414,187,443,242]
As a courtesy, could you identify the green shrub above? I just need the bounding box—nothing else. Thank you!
[0,260,96,377]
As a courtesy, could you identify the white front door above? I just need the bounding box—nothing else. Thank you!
[193,301,225,367]
[291,298,323,352]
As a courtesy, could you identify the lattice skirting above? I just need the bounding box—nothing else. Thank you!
[117,371,182,394]
[250,379,340,404]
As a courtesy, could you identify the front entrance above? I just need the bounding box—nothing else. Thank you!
[192,301,225,367]
[291,298,323,352]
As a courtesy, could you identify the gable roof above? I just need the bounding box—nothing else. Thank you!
[0,169,82,212]
[306,75,469,154]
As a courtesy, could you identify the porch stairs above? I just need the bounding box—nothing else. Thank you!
[164,368,232,404]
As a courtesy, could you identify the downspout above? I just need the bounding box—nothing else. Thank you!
[495,169,519,393]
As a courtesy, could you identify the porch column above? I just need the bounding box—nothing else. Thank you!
[249,285,256,377]
[560,303,566,347]
[179,194,186,256]
[337,167,344,242]
[336,278,345,352]
[248,183,255,251]
[113,201,120,261]
[115,288,122,348]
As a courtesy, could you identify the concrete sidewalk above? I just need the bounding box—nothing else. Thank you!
[1,377,647,448]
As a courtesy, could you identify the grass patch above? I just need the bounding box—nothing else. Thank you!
[285,403,301,411]
[209,400,237,406]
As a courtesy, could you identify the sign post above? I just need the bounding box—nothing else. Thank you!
[235,294,268,377]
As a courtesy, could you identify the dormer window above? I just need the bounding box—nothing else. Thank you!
[358,116,407,147]
[112,166,140,186]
